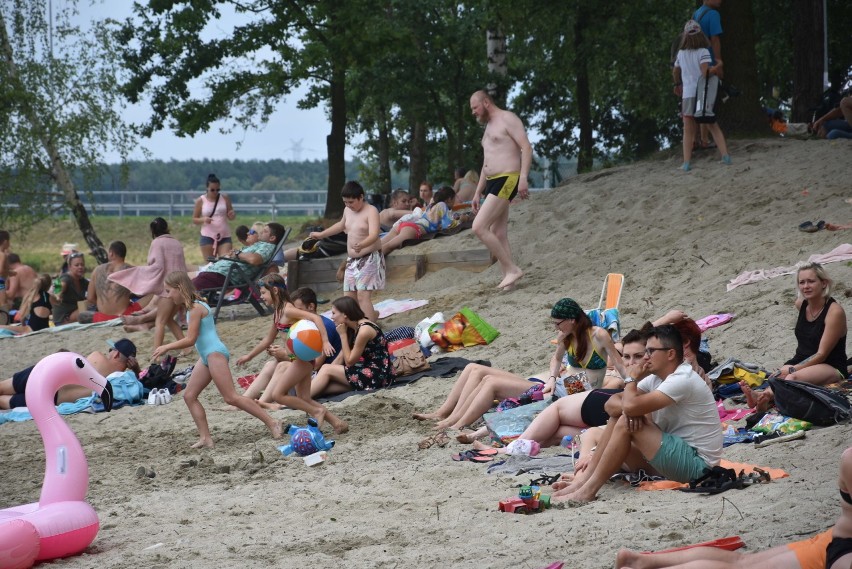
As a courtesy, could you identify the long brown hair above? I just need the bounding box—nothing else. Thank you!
[258,273,291,319]
[562,312,593,361]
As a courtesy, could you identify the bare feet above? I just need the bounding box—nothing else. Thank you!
[123,323,153,332]
[269,421,284,439]
[191,438,214,449]
[471,439,506,453]
[615,548,642,569]
[257,400,284,411]
[316,407,349,434]
[457,431,486,444]
[412,411,444,421]
[740,381,774,412]
[497,268,524,290]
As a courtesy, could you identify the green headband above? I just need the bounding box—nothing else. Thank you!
[551,298,583,320]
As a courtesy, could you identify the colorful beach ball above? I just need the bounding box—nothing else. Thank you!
[287,319,323,361]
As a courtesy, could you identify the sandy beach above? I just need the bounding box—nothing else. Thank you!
[2,138,851,568]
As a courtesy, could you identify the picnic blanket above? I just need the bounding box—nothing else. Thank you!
[727,243,852,291]
[321,298,429,321]
[319,356,488,403]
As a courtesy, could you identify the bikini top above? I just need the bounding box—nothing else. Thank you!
[273,310,292,335]
[842,489,852,505]
[564,330,608,370]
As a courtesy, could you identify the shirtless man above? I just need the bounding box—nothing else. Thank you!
[469,90,532,291]
[5,253,38,305]
[79,241,142,323]
[616,445,852,569]
[0,230,10,310]
[379,188,414,230]
[309,181,383,321]
[0,339,139,409]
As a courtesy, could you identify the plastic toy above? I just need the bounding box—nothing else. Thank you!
[0,352,114,569]
[287,319,324,361]
[498,485,552,514]
[278,418,335,457]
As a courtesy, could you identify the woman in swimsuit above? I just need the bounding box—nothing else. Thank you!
[235,274,347,433]
[414,297,627,432]
[152,271,282,449]
[0,274,52,334]
[742,262,848,412]
[310,296,394,400]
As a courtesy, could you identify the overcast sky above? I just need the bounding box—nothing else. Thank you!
[73,1,340,163]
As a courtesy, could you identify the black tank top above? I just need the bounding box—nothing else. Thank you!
[790,297,847,376]
[26,292,52,332]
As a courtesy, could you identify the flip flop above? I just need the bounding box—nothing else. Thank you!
[451,449,496,463]
[799,221,818,233]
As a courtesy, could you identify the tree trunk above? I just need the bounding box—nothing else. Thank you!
[324,65,346,219]
[574,4,593,174]
[486,26,507,105]
[0,10,106,263]
[791,0,825,122]
[376,105,391,195]
[717,0,766,136]
[408,120,427,192]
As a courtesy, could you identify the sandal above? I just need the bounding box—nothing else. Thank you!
[418,434,437,450]
[433,430,451,448]
[451,449,497,463]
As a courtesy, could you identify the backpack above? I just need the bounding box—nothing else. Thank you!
[108,370,145,404]
[768,377,852,426]
[139,355,178,391]
[695,70,720,124]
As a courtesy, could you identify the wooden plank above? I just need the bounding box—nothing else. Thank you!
[286,260,299,291]
[425,248,494,274]
[386,254,426,284]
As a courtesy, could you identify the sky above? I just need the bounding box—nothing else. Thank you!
[73,1,341,163]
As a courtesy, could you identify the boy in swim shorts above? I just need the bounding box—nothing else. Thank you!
[309,181,384,321]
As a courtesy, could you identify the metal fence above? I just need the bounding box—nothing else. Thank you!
[2,190,328,219]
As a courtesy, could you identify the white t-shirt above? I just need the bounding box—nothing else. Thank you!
[637,362,722,467]
[675,48,712,99]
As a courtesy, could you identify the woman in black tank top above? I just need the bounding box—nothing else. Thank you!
[781,263,847,382]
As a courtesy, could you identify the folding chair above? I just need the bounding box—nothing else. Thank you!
[588,273,624,340]
[197,227,291,322]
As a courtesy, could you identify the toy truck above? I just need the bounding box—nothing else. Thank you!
[498,485,552,514]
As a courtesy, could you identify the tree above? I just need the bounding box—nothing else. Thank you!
[717,1,766,135]
[0,1,134,261]
[791,0,825,122]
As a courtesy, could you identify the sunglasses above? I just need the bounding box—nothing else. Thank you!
[644,346,672,356]
[68,252,84,259]
[248,229,257,235]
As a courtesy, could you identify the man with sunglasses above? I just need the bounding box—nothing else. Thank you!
[0,339,139,409]
[192,222,287,290]
[553,325,721,503]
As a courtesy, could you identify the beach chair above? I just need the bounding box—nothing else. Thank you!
[197,227,291,322]
[588,273,624,340]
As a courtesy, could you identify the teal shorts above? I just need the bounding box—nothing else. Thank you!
[647,432,710,483]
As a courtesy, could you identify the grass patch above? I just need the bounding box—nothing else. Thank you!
[9,215,318,273]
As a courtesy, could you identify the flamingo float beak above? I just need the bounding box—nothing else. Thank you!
[101,382,114,412]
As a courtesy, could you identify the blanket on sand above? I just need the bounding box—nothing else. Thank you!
[727,243,852,291]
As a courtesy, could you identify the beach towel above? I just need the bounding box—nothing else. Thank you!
[636,459,788,490]
[109,234,188,296]
[321,299,429,320]
[695,313,735,332]
[717,401,754,422]
[726,243,852,291]
[0,318,123,340]
[318,357,489,403]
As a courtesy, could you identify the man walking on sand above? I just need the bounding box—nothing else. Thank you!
[469,90,532,291]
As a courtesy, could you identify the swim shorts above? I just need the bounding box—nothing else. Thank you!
[786,528,830,569]
[343,251,386,292]
[397,222,425,240]
[826,534,852,569]
[87,301,144,323]
[646,431,709,483]
[485,172,520,201]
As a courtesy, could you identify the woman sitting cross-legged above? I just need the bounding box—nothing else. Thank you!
[742,262,848,412]
[310,296,395,399]
[412,297,627,432]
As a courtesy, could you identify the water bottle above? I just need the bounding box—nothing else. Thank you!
[561,435,576,469]
[53,277,62,295]
[228,308,236,321]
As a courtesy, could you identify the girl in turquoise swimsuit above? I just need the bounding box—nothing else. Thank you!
[152,271,282,449]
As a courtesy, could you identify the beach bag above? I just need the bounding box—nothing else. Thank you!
[108,370,144,404]
[429,308,500,352]
[390,343,430,377]
[768,377,852,426]
[140,355,178,391]
[484,400,551,445]
[695,69,719,124]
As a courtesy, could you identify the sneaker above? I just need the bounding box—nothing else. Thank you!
[147,390,159,406]
[681,161,691,172]
[721,155,732,165]
[160,389,173,405]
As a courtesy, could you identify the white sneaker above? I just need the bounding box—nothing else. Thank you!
[147,390,159,405]
[160,389,172,404]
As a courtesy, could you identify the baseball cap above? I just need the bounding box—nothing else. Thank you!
[107,339,137,359]
[684,19,702,35]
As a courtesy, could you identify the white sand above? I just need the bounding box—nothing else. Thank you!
[2,139,851,568]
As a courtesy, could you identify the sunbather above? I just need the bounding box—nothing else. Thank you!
[379,188,414,230]
[615,445,852,569]
[380,187,469,255]
[742,262,847,412]
[413,297,627,431]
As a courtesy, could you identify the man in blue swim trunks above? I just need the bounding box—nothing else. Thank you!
[469,90,532,291]
[553,325,722,503]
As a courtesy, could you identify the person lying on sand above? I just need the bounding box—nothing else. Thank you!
[0,339,139,409]
[379,188,414,231]
[412,297,626,432]
[740,262,847,412]
[615,445,852,569]
[552,325,722,503]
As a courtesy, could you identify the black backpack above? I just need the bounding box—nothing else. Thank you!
[140,355,178,391]
[768,377,852,426]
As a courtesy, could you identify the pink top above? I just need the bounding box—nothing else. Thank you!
[108,234,188,297]
[199,193,231,240]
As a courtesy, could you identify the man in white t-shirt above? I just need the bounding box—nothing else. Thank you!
[553,324,722,502]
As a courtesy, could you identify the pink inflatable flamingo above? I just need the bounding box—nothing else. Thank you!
[0,352,114,569]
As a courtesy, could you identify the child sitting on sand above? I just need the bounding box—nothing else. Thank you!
[152,271,283,448]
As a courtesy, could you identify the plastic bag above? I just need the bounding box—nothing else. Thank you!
[415,312,445,349]
[484,400,551,445]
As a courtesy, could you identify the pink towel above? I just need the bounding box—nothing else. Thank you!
[717,401,754,422]
[695,313,735,332]
[109,235,188,297]
[727,243,852,291]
